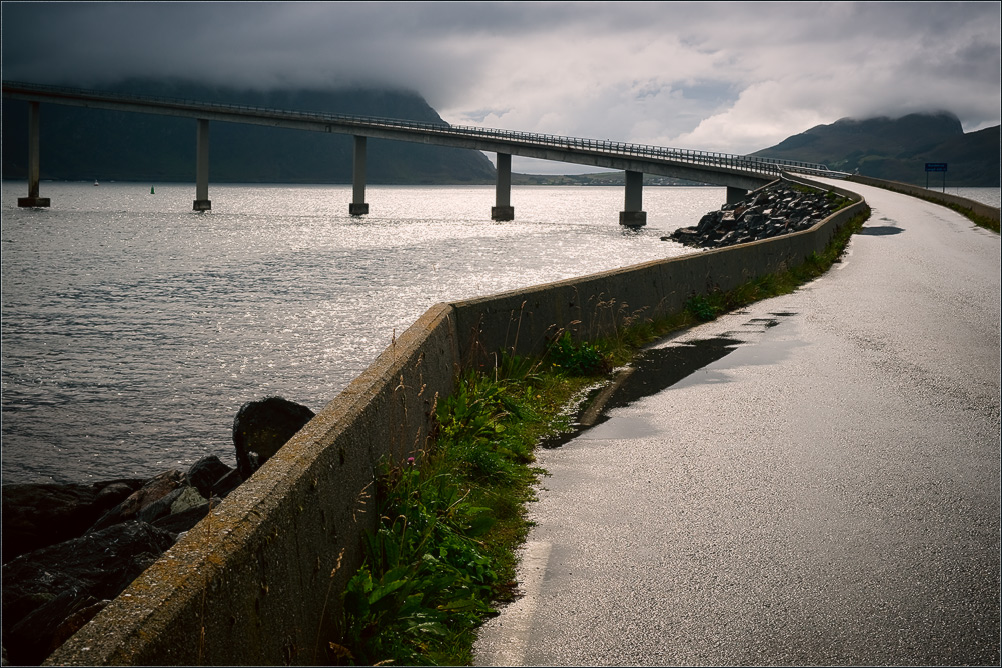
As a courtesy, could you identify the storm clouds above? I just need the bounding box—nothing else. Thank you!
[2,2,999,169]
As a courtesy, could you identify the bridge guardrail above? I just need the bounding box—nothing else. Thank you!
[3,80,849,180]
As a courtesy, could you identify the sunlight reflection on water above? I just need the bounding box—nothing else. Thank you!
[5,181,1000,483]
[2,182,727,483]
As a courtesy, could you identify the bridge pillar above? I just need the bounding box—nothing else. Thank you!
[492,153,515,221]
[726,186,747,206]
[619,170,646,227]
[18,102,50,208]
[193,119,211,211]
[349,136,369,216]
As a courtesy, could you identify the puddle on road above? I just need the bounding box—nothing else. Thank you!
[604,337,742,411]
[541,311,798,448]
[858,225,903,236]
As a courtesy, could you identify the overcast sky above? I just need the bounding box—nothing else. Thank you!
[3,1,999,173]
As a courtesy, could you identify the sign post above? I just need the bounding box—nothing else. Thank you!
[925,163,947,193]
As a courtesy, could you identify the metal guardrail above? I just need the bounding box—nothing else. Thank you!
[2,80,850,179]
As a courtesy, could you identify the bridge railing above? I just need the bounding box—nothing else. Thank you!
[3,80,846,179]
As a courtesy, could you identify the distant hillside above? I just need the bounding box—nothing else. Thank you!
[1,79,497,184]
[511,172,707,186]
[752,112,1000,187]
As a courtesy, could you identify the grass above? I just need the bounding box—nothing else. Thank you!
[853,178,1000,233]
[592,205,870,365]
[328,205,871,666]
[328,357,600,666]
[944,201,1000,233]
[905,190,1000,233]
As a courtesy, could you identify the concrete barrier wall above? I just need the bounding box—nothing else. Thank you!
[46,178,865,666]
[848,174,1000,223]
[46,304,461,666]
[453,176,865,365]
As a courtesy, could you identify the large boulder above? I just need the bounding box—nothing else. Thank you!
[152,500,212,536]
[667,182,849,248]
[212,468,245,498]
[1,479,144,563]
[185,454,236,498]
[232,397,315,479]
[135,484,206,525]
[87,469,184,533]
[1,521,175,665]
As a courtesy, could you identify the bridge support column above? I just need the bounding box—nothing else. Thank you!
[492,153,514,221]
[349,136,369,216]
[193,119,211,211]
[726,186,747,206]
[619,170,646,227]
[18,102,50,208]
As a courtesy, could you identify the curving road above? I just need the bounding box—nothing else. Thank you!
[474,181,1001,666]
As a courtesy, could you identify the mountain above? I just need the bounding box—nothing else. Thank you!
[1,79,497,184]
[752,112,1000,187]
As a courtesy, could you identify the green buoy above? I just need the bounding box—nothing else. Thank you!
[150,186,155,194]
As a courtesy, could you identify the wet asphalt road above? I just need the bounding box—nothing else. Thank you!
[474,181,1001,666]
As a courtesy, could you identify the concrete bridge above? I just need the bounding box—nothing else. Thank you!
[3,81,844,226]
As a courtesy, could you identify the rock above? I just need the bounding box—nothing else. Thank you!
[232,397,315,479]
[666,181,850,249]
[170,485,207,514]
[696,212,719,233]
[45,598,111,661]
[185,454,234,498]
[212,468,245,498]
[1,521,175,665]
[7,591,97,665]
[136,486,185,524]
[1,479,145,563]
[152,501,210,536]
[88,470,184,533]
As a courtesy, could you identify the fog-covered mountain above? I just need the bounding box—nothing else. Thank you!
[752,112,999,186]
[1,79,497,184]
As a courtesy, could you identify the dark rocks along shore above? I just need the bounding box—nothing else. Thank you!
[667,180,850,248]
[1,396,314,666]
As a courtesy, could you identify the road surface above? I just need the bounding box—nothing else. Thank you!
[474,181,1000,665]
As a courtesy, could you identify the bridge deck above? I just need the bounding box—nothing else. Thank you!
[2,80,844,188]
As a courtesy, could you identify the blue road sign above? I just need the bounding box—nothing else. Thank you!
[925,163,948,172]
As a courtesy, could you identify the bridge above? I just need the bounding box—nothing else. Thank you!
[2,81,846,226]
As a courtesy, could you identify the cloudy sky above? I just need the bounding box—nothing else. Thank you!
[3,1,999,173]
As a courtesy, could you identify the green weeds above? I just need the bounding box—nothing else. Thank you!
[335,463,498,666]
[851,178,999,233]
[825,190,852,211]
[332,342,608,665]
[685,295,721,322]
[547,331,612,376]
[331,205,871,665]
[943,201,1000,233]
[591,206,870,367]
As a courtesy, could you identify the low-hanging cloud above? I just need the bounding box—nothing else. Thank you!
[2,1,998,159]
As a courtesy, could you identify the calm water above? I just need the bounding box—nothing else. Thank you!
[940,187,1001,208]
[3,182,729,484]
[4,182,998,484]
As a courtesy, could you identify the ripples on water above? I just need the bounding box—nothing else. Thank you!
[942,187,1001,209]
[3,182,728,483]
[5,182,1000,483]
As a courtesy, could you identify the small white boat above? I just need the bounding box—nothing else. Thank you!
[94,180,99,186]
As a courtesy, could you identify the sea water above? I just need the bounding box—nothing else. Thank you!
[2,182,727,483]
[3,182,997,483]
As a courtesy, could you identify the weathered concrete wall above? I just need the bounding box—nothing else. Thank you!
[848,174,1000,224]
[45,178,865,666]
[45,304,460,666]
[453,176,865,366]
